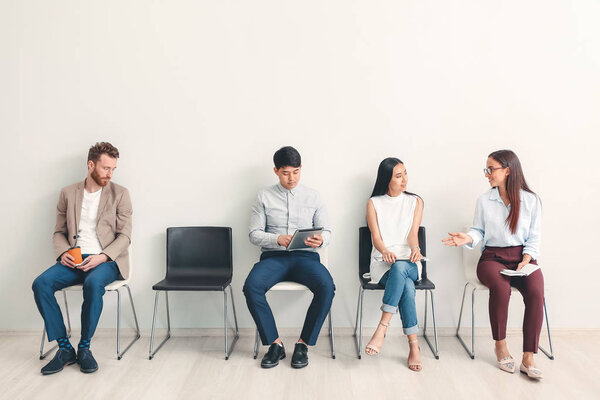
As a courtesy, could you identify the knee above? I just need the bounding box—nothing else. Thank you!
[242,275,262,298]
[314,276,335,299]
[390,261,411,277]
[82,280,105,297]
[32,275,51,294]
[525,286,544,303]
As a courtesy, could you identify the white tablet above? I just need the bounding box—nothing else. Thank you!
[287,228,324,250]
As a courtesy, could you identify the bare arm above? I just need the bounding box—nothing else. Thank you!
[407,197,424,262]
[366,199,396,263]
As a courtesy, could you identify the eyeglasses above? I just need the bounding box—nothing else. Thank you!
[483,166,506,175]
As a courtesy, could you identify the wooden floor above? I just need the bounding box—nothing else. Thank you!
[1,331,598,400]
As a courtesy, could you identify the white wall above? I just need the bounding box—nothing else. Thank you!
[1,0,599,332]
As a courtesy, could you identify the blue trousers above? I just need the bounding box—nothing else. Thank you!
[243,251,335,346]
[32,256,119,342]
[379,260,419,335]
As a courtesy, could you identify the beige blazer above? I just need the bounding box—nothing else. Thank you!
[53,180,133,279]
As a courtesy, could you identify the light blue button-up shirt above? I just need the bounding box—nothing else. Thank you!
[249,183,331,252]
[466,188,542,259]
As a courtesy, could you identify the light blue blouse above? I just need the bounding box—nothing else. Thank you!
[466,188,542,260]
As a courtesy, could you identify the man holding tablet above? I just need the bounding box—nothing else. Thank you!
[244,146,335,369]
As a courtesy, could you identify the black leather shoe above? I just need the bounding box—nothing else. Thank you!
[291,342,309,369]
[77,348,98,373]
[261,343,286,368]
[41,348,77,375]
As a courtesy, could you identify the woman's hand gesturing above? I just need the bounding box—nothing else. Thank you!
[442,232,473,247]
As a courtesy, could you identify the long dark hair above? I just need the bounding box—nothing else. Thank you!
[488,149,536,234]
[370,157,421,201]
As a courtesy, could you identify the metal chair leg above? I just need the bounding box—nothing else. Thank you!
[40,291,71,360]
[354,287,365,359]
[328,311,335,359]
[422,290,440,359]
[538,298,555,360]
[456,282,476,359]
[117,289,121,357]
[223,286,239,360]
[229,285,240,336]
[223,285,239,360]
[253,329,259,359]
[115,285,141,360]
[149,291,171,360]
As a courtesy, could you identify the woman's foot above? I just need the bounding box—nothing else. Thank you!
[494,341,515,373]
[407,339,422,372]
[365,321,390,355]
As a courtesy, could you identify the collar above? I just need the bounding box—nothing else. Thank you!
[276,182,298,196]
[488,187,501,202]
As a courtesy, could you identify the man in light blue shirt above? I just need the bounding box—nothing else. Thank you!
[244,146,335,369]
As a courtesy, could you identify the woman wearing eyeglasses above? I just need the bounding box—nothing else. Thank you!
[443,149,544,379]
[364,157,424,371]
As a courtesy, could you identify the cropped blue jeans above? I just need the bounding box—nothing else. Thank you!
[378,260,419,335]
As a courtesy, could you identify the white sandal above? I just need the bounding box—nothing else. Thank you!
[365,321,390,355]
[407,339,422,372]
[520,363,543,379]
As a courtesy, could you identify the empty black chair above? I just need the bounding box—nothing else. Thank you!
[149,227,239,360]
[353,226,439,359]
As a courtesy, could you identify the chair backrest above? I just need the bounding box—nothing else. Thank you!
[359,226,428,280]
[462,224,482,285]
[166,226,232,279]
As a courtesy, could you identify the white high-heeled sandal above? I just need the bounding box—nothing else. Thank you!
[407,339,422,372]
[365,321,390,355]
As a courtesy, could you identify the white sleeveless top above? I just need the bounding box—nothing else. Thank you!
[367,193,421,283]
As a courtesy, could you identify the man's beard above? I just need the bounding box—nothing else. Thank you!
[91,168,110,187]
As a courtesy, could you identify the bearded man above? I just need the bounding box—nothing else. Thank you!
[32,142,132,375]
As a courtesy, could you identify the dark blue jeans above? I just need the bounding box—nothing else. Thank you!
[32,255,119,342]
[243,251,335,346]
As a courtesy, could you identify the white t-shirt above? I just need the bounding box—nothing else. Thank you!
[367,193,421,283]
[76,188,104,255]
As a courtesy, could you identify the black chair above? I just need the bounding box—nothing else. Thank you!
[149,227,239,360]
[353,226,439,359]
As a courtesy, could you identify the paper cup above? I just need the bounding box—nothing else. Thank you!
[68,247,83,265]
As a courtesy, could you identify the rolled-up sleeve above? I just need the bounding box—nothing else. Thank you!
[466,197,484,250]
[249,194,280,248]
[313,194,331,247]
[523,196,542,260]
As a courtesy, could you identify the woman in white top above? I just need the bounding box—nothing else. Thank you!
[364,157,424,371]
[443,150,544,379]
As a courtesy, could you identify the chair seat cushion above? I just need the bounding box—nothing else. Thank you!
[360,277,435,290]
[61,279,129,292]
[152,276,232,291]
[270,281,309,291]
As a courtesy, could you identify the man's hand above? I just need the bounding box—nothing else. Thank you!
[60,252,76,268]
[304,234,323,248]
[277,235,293,248]
[78,254,109,272]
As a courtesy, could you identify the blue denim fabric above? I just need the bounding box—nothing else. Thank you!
[243,251,335,346]
[378,260,419,335]
[32,255,119,341]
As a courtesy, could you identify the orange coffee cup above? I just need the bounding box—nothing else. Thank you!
[68,247,83,265]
